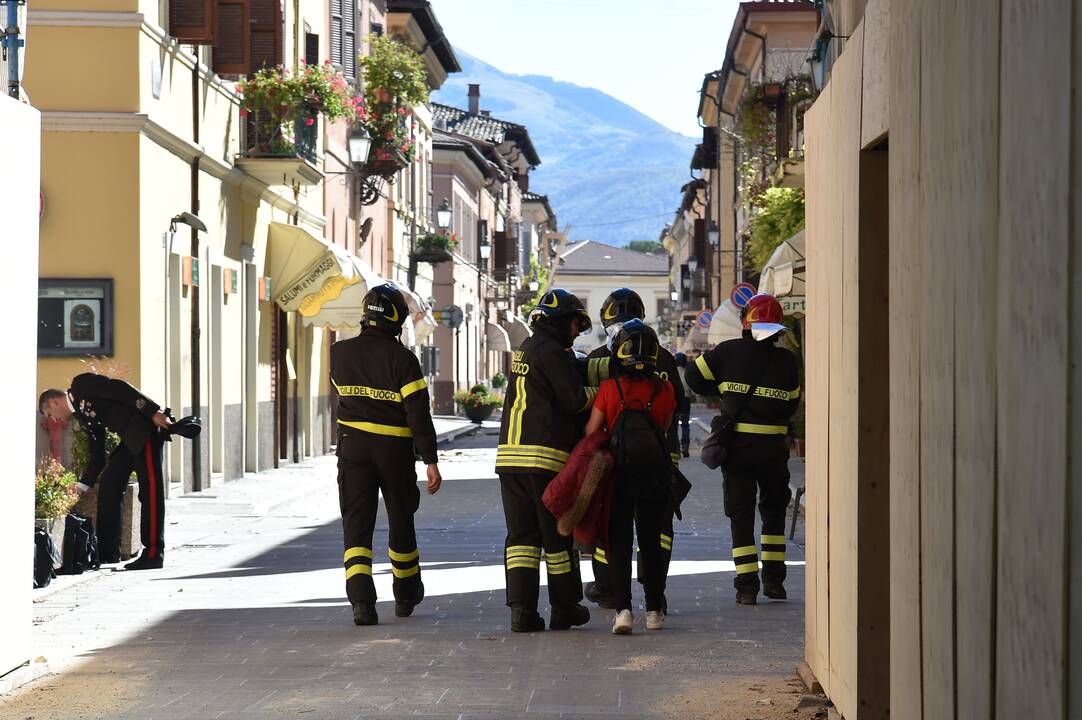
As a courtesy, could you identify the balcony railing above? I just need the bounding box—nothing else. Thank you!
[241,112,318,164]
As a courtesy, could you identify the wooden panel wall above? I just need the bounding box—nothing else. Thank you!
[808,0,1082,717]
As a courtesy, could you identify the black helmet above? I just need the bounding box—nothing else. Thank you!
[599,287,646,328]
[529,288,592,333]
[674,352,688,367]
[363,282,409,330]
[611,319,660,373]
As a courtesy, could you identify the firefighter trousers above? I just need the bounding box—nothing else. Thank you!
[500,473,583,610]
[337,437,422,608]
[97,435,166,562]
[608,492,668,612]
[722,435,792,592]
[592,499,674,596]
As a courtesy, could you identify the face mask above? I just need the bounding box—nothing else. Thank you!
[605,322,625,349]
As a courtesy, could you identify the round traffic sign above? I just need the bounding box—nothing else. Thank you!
[730,282,757,308]
[696,310,713,328]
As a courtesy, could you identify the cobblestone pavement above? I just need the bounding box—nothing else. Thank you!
[2,418,812,720]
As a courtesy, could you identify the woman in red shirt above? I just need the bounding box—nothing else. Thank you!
[584,320,675,634]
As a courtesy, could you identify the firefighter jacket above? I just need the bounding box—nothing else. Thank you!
[496,323,596,476]
[583,344,685,462]
[684,336,801,435]
[330,331,438,464]
[68,372,162,486]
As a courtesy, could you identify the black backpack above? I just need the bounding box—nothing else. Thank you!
[609,377,672,496]
[59,512,99,575]
[33,527,60,588]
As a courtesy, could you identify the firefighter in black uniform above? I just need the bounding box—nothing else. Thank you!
[39,374,176,570]
[684,293,800,604]
[497,288,595,633]
[579,288,684,612]
[330,283,443,626]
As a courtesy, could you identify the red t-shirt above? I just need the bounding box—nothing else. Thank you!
[595,375,676,432]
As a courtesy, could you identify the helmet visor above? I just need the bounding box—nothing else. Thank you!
[750,322,787,341]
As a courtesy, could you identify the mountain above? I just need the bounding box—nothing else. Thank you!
[432,50,698,247]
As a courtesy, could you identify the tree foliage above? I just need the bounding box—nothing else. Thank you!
[745,187,805,271]
[627,240,662,254]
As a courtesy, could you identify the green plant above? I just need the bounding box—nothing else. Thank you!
[627,240,662,253]
[35,457,78,519]
[359,35,429,161]
[417,232,459,254]
[745,187,805,271]
[518,257,552,321]
[454,386,502,409]
[70,426,124,481]
[490,372,507,390]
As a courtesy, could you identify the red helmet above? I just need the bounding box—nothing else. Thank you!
[742,293,786,340]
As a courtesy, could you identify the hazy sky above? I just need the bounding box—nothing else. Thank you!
[431,0,742,138]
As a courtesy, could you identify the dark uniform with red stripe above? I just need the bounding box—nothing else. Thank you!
[582,348,684,600]
[496,322,596,611]
[684,335,801,594]
[331,330,437,609]
[69,373,166,563]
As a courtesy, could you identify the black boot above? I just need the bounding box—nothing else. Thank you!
[395,582,425,618]
[353,603,379,626]
[584,581,617,609]
[735,588,758,605]
[762,582,787,600]
[511,604,545,633]
[123,550,163,571]
[549,603,591,630]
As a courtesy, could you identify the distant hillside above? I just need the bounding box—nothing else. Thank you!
[433,50,697,246]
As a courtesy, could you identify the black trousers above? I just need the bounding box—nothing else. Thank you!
[676,411,691,454]
[499,472,583,610]
[592,500,674,595]
[608,491,667,612]
[722,435,791,592]
[97,435,166,561]
[337,435,422,607]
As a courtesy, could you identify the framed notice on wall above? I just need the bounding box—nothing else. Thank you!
[38,279,114,357]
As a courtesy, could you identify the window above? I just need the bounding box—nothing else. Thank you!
[330,0,357,80]
[38,279,114,357]
[213,0,282,76]
[305,32,319,67]
[170,0,216,44]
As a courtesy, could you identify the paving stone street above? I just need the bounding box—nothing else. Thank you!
[2,419,812,720]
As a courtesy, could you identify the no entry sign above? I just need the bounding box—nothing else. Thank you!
[696,310,713,328]
[730,282,756,308]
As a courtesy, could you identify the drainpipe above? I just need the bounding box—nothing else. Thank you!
[3,0,21,99]
[190,47,203,491]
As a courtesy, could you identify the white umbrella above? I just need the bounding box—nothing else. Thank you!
[707,299,744,346]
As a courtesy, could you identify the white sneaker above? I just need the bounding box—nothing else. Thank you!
[612,609,633,634]
[645,610,665,630]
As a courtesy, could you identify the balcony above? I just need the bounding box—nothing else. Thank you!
[235,113,322,187]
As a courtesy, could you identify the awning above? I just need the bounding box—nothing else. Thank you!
[486,322,512,353]
[681,322,712,354]
[758,229,806,298]
[300,256,385,331]
[707,299,744,346]
[267,222,360,317]
[501,315,532,348]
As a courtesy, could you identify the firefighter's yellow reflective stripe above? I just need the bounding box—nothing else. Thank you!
[761,552,787,561]
[598,357,612,382]
[660,538,673,551]
[587,357,602,387]
[580,387,598,412]
[732,545,758,558]
[734,422,788,435]
[545,551,570,563]
[497,444,570,461]
[337,419,413,437]
[661,533,673,543]
[508,376,527,444]
[400,378,428,399]
[593,548,609,564]
[718,382,800,401]
[546,562,572,575]
[332,380,402,402]
[695,354,715,381]
[761,535,787,545]
[507,559,541,570]
[735,562,760,574]
[344,547,373,562]
[392,565,420,578]
[388,548,419,562]
[496,458,566,473]
[670,452,680,465]
[345,564,372,579]
[507,545,542,557]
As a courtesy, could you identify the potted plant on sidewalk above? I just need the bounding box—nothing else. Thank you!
[35,457,79,559]
[454,384,503,424]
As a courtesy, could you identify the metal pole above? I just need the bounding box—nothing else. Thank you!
[3,1,21,99]
[189,47,203,492]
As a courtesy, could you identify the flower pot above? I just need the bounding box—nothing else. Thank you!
[35,516,66,569]
[465,404,496,424]
[413,248,453,264]
[366,148,409,179]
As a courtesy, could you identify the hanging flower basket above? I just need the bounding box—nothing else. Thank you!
[414,232,459,264]
[366,147,410,179]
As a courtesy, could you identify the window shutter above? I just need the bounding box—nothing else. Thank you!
[305,33,319,66]
[343,0,356,79]
[249,0,282,74]
[330,0,343,69]
[212,0,249,75]
[170,0,216,44]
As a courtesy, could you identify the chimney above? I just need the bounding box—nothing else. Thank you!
[480,110,491,117]
[468,84,480,114]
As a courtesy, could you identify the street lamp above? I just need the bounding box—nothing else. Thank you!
[688,257,699,273]
[347,127,373,165]
[670,290,679,301]
[479,237,492,260]
[436,198,452,233]
[529,279,539,292]
[708,223,720,247]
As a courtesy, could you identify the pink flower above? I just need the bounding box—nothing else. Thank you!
[235,86,244,95]
[239,109,249,117]
[305,117,315,126]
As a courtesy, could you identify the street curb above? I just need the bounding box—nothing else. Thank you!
[0,659,50,697]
